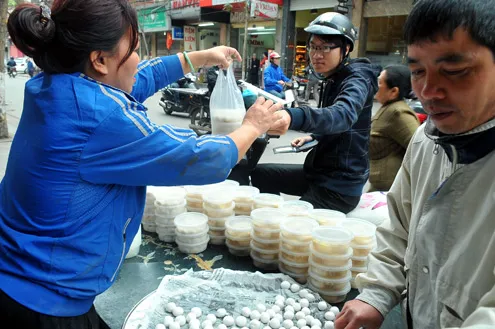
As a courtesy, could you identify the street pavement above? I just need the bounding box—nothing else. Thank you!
[0,73,379,194]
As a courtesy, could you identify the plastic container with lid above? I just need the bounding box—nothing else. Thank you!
[309,245,353,267]
[339,218,377,245]
[234,203,253,215]
[154,200,187,218]
[186,198,203,209]
[279,247,310,264]
[155,222,175,233]
[279,256,309,275]
[175,227,209,244]
[154,187,186,207]
[158,232,175,242]
[351,266,368,278]
[309,209,346,226]
[281,217,319,242]
[174,212,208,234]
[307,282,351,303]
[209,235,226,245]
[226,241,250,256]
[207,215,232,229]
[142,222,156,233]
[278,263,308,284]
[154,214,175,225]
[251,235,280,250]
[251,208,286,230]
[204,203,235,219]
[184,185,205,200]
[312,227,354,255]
[280,238,311,253]
[351,241,377,257]
[142,213,155,223]
[225,235,251,248]
[208,226,226,237]
[250,241,279,261]
[252,193,284,209]
[309,258,352,279]
[222,179,241,188]
[234,186,260,203]
[177,237,209,254]
[225,216,252,238]
[251,251,278,270]
[280,200,314,217]
[186,206,204,213]
[252,227,281,240]
[203,189,235,210]
[351,255,369,268]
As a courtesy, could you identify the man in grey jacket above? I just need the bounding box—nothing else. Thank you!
[334,0,495,328]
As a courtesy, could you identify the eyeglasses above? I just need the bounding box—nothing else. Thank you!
[307,44,341,54]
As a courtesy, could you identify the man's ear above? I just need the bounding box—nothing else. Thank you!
[89,50,109,75]
[345,45,351,56]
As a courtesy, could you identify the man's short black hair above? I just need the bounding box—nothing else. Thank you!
[404,0,495,57]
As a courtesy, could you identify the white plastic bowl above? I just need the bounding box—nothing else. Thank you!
[309,209,346,226]
[177,237,209,254]
[280,200,314,217]
[174,212,208,234]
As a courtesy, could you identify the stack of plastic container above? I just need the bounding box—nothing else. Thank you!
[280,200,314,217]
[225,216,252,256]
[308,227,354,303]
[154,187,187,242]
[174,212,209,254]
[142,187,158,232]
[203,189,236,245]
[339,218,377,288]
[252,193,284,210]
[233,186,260,215]
[309,209,346,226]
[184,185,205,213]
[249,208,286,270]
[279,217,319,283]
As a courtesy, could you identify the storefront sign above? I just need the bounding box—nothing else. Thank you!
[170,0,201,19]
[230,8,281,23]
[138,7,171,33]
[172,27,184,40]
[249,39,265,46]
[250,0,278,19]
[184,25,197,51]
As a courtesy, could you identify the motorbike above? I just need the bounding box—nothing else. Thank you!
[7,67,17,78]
[159,73,200,115]
[406,97,428,124]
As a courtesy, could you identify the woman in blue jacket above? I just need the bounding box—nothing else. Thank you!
[1,0,283,328]
[263,52,291,99]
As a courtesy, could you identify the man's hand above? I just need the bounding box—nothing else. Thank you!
[267,109,291,136]
[334,300,384,329]
[291,135,313,147]
[278,80,285,85]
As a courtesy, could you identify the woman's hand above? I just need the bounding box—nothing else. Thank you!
[291,135,313,147]
[242,97,285,136]
[203,46,242,69]
[182,46,242,74]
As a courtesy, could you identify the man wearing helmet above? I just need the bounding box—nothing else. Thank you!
[263,52,291,99]
[251,12,380,213]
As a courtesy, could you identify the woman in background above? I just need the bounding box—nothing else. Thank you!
[369,64,420,191]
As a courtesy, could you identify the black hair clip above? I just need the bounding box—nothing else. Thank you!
[40,4,51,25]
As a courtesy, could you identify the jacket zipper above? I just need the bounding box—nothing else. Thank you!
[111,218,131,282]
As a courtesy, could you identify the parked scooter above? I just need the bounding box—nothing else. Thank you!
[159,73,200,115]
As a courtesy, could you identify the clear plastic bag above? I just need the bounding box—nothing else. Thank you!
[209,65,246,135]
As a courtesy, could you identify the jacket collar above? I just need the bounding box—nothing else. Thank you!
[424,117,495,164]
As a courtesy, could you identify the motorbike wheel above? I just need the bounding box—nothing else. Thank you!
[189,107,211,136]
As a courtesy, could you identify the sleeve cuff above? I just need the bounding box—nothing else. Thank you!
[224,135,239,168]
[287,108,305,130]
[355,285,399,318]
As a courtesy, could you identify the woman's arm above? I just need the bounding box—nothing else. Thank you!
[131,46,241,103]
